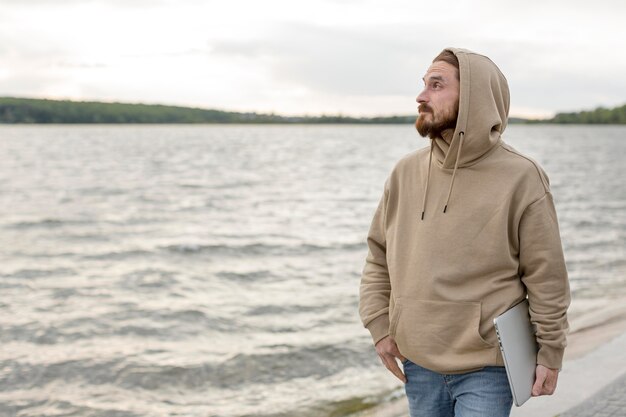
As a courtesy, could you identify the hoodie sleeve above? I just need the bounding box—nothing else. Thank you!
[359,178,392,346]
[519,191,571,370]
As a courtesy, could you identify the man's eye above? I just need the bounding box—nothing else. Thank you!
[433,83,441,89]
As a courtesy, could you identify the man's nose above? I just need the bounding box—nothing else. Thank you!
[416,89,428,104]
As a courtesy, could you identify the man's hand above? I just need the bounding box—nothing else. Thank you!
[375,335,407,384]
[532,364,559,396]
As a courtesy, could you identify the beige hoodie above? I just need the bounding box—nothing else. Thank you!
[358,47,571,374]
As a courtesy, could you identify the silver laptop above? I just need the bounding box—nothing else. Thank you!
[493,298,538,407]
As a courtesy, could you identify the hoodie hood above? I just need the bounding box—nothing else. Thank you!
[433,48,510,169]
[421,47,510,218]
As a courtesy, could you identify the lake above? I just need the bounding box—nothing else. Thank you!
[0,124,624,417]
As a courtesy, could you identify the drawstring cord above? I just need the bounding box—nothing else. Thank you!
[420,131,465,220]
[420,139,434,220]
[443,131,464,213]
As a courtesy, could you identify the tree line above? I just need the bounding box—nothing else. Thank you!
[0,97,415,124]
[0,96,624,124]
[548,104,626,124]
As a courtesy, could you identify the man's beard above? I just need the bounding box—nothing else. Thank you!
[415,101,459,139]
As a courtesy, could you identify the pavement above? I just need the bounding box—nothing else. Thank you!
[510,330,626,417]
[559,372,626,417]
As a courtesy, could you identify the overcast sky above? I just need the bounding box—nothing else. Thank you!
[1,0,625,118]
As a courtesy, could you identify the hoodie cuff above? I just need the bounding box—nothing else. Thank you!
[366,314,390,346]
[537,346,565,371]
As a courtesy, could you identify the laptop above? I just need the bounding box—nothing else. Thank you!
[493,298,538,407]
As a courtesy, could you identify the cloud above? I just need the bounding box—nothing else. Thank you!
[210,22,446,97]
[0,0,170,6]
[477,40,626,114]
[0,0,624,116]
[56,61,108,69]
[208,19,626,115]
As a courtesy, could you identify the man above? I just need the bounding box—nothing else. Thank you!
[358,47,571,417]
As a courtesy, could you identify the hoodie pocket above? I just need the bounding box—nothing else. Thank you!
[392,298,496,372]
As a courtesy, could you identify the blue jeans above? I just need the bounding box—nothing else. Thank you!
[403,359,513,417]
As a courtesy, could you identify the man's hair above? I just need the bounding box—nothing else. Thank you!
[433,50,459,80]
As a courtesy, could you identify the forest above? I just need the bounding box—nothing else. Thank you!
[0,97,624,124]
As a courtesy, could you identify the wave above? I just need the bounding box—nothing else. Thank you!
[244,303,331,316]
[0,342,372,393]
[81,249,154,260]
[0,396,143,417]
[0,308,240,345]
[215,270,274,282]
[4,267,77,280]
[212,343,370,388]
[120,268,180,288]
[4,218,93,229]
[161,241,365,257]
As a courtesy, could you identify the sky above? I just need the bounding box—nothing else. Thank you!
[1,0,625,118]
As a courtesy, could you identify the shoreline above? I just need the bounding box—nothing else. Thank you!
[352,295,626,417]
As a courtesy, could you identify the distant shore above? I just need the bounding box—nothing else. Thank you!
[1,97,624,124]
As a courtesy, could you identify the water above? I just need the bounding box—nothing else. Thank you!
[0,124,624,417]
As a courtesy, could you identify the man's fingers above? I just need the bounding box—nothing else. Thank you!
[390,352,406,366]
[382,355,407,384]
[532,369,546,396]
[532,365,559,396]
[544,370,558,394]
[375,338,407,383]
[392,348,406,363]
[388,360,407,384]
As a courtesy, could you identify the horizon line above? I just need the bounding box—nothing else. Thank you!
[5,94,619,121]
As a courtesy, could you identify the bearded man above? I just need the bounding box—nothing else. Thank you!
[358,48,571,417]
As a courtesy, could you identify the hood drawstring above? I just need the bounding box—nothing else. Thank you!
[420,139,434,220]
[443,131,464,213]
[420,131,465,220]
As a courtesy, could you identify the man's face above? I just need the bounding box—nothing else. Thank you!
[415,60,460,139]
